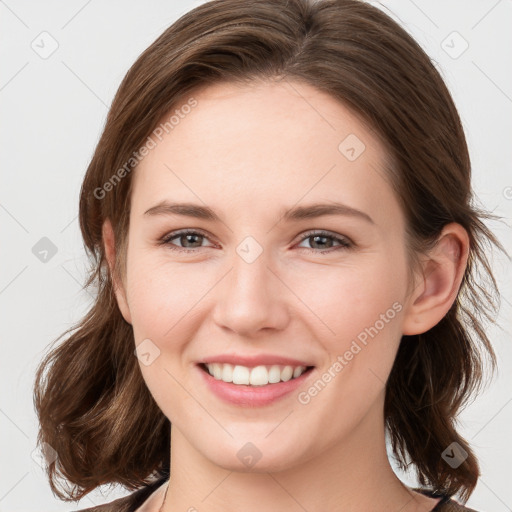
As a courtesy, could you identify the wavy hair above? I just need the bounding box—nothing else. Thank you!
[33,0,505,503]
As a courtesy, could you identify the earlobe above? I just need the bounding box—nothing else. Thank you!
[102,219,132,324]
[402,223,469,336]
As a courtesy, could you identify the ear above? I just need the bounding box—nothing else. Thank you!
[102,219,132,324]
[402,223,469,335]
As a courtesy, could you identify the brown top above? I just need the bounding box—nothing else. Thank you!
[74,475,480,512]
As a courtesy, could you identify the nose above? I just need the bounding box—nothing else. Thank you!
[211,249,290,337]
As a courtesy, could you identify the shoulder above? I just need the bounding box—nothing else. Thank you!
[415,488,480,512]
[74,475,168,512]
[73,492,133,512]
[434,499,480,512]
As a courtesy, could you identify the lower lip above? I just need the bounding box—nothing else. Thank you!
[196,365,314,406]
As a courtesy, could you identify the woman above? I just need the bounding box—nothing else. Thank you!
[33,0,504,510]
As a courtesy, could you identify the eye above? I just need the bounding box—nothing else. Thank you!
[159,228,353,254]
[296,230,353,253]
[158,229,215,252]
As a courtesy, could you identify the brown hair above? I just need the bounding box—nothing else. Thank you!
[34,0,505,503]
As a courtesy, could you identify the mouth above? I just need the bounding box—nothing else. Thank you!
[198,362,315,387]
[196,362,316,406]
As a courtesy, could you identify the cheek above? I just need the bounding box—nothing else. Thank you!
[124,250,205,340]
[126,244,408,345]
[290,251,408,401]
[290,257,406,342]
[289,259,407,431]
[124,253,202,422]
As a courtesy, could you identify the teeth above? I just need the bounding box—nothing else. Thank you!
[232,365,250,385]
[205,363,308,386]
[249,365,267,386]
[292,366,303,378]
[221,363,233,382]
[281,366,293,382]
[268,365,281,384]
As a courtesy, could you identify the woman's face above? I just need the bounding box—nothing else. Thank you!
[115,80,418,471]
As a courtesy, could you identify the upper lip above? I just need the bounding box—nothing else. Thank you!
[200,354,315,368]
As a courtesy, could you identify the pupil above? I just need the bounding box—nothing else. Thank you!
[183,234,201,247]
[312,235,330,249]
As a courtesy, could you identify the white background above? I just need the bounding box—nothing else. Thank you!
[0,1,511,510]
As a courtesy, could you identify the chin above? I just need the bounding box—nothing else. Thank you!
[199,436,307,473]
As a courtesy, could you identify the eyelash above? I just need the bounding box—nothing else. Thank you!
[158,229,353,254]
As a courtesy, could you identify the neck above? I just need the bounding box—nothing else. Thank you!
[161,393,433,512]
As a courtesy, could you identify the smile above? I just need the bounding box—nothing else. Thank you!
[201,363,312,386]
[196,362,316,407]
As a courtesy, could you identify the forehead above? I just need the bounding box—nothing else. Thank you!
[131,80,401,229]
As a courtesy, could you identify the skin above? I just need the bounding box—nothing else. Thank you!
[103,79,469,512]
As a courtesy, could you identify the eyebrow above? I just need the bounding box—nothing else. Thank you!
[144,200,374,224]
